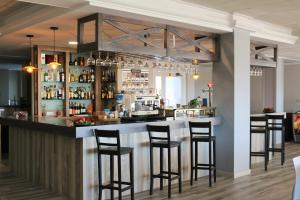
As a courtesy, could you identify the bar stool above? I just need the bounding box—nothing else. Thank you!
[267,114,285,165]
[250,116,269,171]
[189,121,216,187]
[94,129,134,200]
[146,125,182,198]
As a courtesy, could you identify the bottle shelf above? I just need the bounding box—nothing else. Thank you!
[69,65,94,68]
[69,99,94,100]
[69,81,95,84]
[42,99,65,101]
[42,81,64,84]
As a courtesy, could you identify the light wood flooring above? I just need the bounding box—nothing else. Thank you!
[126,142,299,200]
[0,143,298,200]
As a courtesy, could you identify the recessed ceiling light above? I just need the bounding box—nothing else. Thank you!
[68,41,78,45]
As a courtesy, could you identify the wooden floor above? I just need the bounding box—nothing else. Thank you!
[0,143,298,200]
[126,142,298,200]
[0,162,68,200]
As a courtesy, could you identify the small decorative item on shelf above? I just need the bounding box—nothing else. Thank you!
[73,116,95,127]
[263,107,275,113]
[14,111,28,120]
[189,97,201,108]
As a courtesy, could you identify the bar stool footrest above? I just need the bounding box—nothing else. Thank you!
[101,182,133,192]
[251,152,267,156]
[268,148,283,152]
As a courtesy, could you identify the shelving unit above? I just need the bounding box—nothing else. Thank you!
[100,65,117,111]
[33,47,118,117]
[68,62,96,116]
[33,46,71,117]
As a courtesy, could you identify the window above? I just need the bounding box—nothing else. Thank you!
[155,76,162,95]
[155,75,183,108]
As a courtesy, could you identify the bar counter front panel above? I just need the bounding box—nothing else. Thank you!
[0,115,267,199]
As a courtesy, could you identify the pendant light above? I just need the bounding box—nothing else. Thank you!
[47,27,61,69]
[192,72,200,80]
[192,59,200,80]
[23,35,37,73]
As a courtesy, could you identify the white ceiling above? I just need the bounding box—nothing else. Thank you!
[1,0,300,64]
[184,0,300,35]
[183,0,300,60]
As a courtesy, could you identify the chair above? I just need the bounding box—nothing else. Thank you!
[147,125,182,198]
[94,129,134,200]
[189,121,216,187]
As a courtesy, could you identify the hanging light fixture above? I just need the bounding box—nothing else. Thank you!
[23,35,37,73]
[47,27,61,69]
[192,59,200,80]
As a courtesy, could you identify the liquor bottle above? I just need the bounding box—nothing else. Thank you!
[82,104,86,114]
[70,72,75,82]
[69,102,73,116]
[69,87,73,99]
[91,69,95,82]
[61,87,65,99]
[74,59,78,66]
[101,87,105,99]
[56,70,60,82]
[102,70,105,81]
[57,86,61,99]
[79,57,84,67]
[79,103,82,115]
[44,71,48,82]
[79,73,83,83]
[69,59,74,66]
[60,69,65,82]
[42,86,46,99]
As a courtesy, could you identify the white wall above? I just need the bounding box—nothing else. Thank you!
[250,68,276,113]
[284,63,300,112]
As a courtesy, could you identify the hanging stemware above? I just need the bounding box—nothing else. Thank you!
[96,51,104,67]
[87,51,95,66]
[104,52,112,66]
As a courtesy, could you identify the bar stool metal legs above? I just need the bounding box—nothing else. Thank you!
[267,114,285,166]
[147,125,182,198]
[250,116,268,171]
[189,121,216,187]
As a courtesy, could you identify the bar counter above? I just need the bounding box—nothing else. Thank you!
[0,115,222,200]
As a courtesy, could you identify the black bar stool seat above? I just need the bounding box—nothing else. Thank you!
[192,135,216,142]
[250,116,269,171]
[99,147,133,155]
[189,121,216,187]
[151,141,181,148]
[147,125,182,198]
[94,129,134,200]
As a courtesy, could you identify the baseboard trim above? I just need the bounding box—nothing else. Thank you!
[234,169,251,178]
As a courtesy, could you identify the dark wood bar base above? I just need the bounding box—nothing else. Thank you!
[9,127,83,199]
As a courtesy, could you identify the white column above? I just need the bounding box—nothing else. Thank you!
[276,58,284,112]
[233,28,251,177]
[213,28,251,178]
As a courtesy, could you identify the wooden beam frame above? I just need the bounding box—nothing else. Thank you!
[250,42,278,67]
[78,13,219,62]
